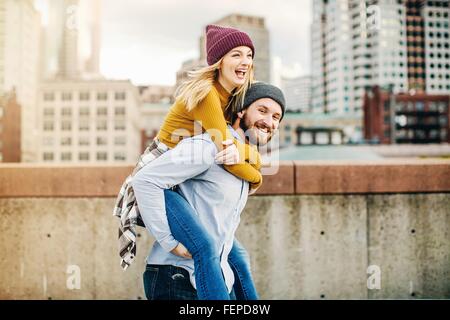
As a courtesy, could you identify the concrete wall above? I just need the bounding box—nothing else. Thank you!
[0,160,449,299]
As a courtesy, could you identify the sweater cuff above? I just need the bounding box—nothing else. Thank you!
[245,144,261,169]
[250,174,263,190]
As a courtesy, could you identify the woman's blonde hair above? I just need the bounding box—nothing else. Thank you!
[175,56,255,122]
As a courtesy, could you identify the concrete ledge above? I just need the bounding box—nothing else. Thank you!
[295,158,450,194]
[0,159,449,197]
[0,164,132,198]
[258,161,295,195]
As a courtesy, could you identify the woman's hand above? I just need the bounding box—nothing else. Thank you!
[214,139,240,165]
[170,243,192,259]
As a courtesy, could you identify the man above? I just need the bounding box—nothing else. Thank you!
[132,82,285,300]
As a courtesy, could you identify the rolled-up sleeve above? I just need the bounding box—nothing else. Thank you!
[131,137,216,252]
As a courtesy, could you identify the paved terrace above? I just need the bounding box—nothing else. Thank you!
[0,159,449,299]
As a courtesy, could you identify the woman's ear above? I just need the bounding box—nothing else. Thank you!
[237,110,245,119]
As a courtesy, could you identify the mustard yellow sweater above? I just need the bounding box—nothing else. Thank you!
[157,81,262,189]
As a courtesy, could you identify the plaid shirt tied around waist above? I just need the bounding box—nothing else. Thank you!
[112,138,170,270]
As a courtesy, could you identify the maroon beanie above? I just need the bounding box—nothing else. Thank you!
[205,24,255,66]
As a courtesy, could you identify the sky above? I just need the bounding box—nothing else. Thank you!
[99,0,313,86]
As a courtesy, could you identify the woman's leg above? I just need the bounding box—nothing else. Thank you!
[228,239,259,300]
[164,189,230,300]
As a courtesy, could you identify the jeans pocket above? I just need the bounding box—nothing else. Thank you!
[143,266,159,300]
[172,273,198,300]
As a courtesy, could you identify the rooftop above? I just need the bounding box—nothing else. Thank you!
[279,143,450,161]
[279,145,384,160]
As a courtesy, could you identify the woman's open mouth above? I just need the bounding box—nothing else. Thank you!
[235,70,247,80]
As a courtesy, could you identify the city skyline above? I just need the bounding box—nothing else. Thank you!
[99,0,312,85]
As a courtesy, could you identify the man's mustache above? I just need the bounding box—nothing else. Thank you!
[239,117,274,140]
[252,120,272,134]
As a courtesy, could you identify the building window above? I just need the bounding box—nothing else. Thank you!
[114,121,125,130]
[61,152,72,161]
[79,137,90,146]
[114,136,126,145]
[79,92,90,101]
[115,92,126,100]
[79,121,90,131]
[43,152,54,161]
[97,120,107,131]
[79,152,89,161]
[43,92,55,101]
[115,107,126,116]
[97,152,107,161]
[62,92,72,101]
[61,107,72,116]
[97,137,107,145]
[61,137,72,146]
[438,102,447,113]
[79,107,90,116]
[43,121,54,131]
[97,92,108,101]
[97,107,107,116]
[43,108,54,116]
[61,121,72,131]
[43,137,54,146]
[114,152,126,161]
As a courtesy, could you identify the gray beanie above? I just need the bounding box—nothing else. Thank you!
[242,82,286,119]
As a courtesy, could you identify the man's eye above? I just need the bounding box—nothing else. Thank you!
[259,109,266,113]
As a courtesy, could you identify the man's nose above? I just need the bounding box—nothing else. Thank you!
[262,116,273,130]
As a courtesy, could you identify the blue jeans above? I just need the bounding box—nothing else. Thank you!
[143,264,237,300]
[162,188,259,300]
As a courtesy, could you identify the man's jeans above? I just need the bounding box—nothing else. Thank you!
[143,189,258,300]
[143,264,237,300]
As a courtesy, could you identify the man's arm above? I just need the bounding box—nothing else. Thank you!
[131,137,216,252]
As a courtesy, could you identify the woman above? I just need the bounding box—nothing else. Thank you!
[121,24,261,300]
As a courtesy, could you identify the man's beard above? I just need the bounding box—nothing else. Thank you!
[239,117,272,146]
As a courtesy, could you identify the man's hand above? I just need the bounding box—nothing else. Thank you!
[214,139,240,165]
[170,243,192,259]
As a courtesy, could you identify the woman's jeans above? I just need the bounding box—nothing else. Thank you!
[163,189,259,300]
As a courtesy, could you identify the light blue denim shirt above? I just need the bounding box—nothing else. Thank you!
[131,126,249,292]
